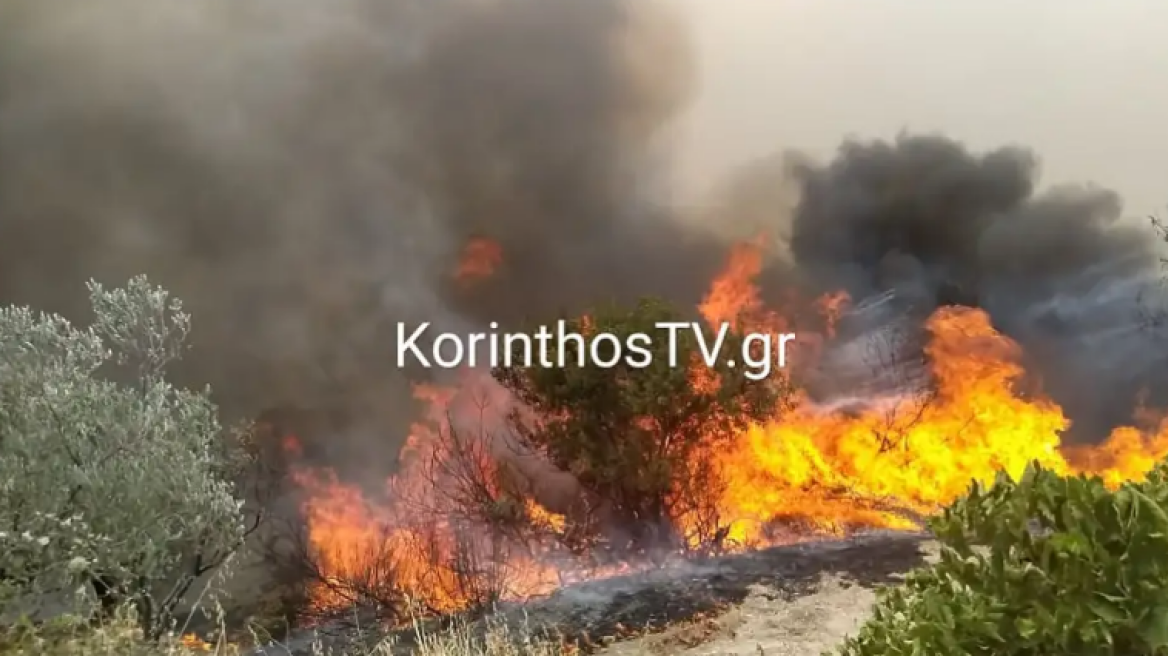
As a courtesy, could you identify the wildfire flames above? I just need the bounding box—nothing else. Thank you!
[179,634,214,651]
[454,237,504,285]
[283,238,1168,617]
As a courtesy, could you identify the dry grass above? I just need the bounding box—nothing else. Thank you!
[0,613,570,656]
[407,618,567,656]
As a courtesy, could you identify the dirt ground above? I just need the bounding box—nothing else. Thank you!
[589,533,940,656]
[595,574,887,656]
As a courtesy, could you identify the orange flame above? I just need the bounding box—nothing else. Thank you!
[708,306,1070,543]
[287,376,571,614]
[454,237,503,284]
[287,240,1168,616]
[178,634,213,651]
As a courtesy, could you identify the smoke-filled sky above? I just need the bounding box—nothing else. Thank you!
[1,0,1165,459]
[673,0,1168,216]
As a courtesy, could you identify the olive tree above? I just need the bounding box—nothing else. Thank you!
[0,276,249,638]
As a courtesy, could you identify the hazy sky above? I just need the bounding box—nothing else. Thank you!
[673,0,1168,216]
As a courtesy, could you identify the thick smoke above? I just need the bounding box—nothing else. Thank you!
[0,0,1163,464]
[0,0,727,469]
[401,0,725,324]
[785,134,1167,440]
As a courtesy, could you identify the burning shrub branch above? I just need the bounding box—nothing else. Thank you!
[268,387,575,622]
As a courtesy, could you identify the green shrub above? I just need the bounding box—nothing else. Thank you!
[834,461,1168,656]
[0,276,250,639]
[492,297,783,552]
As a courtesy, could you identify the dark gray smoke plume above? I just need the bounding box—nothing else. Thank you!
[785,134,1167,440]
[0,0,728,469]
[0,0,1163,462]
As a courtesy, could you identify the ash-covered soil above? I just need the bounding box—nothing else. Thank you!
[253,531,936,656]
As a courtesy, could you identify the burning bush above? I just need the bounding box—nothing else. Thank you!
[0,276,257,639]
[836,460,1168,655]
[492,297,784,555]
